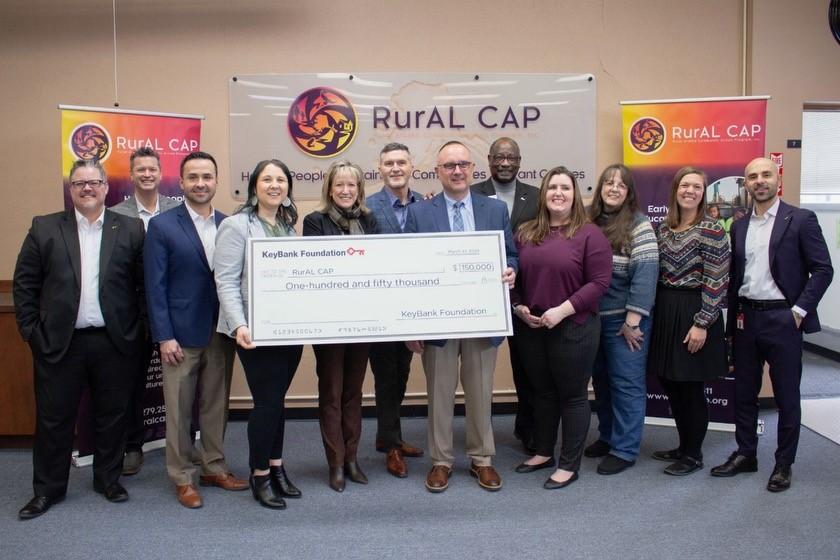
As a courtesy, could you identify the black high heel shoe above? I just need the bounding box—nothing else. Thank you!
[250,474,286,509]
[329,467,345,492]
[344,461,368,484]
[270,465,302,498]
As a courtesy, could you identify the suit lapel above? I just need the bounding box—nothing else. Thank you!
[433,195,451,232]
[768,201,793,267]
[510,181,528,226]
[99,211,117,282]
[378,191,402,232]
[177,205,211,271]
[472,195,488,231]
[60,210,82,288]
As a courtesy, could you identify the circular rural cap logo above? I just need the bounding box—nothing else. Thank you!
[629,117,666,154]
[69,122,112,162]
[287,87,357,158]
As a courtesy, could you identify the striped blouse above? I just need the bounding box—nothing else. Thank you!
[656,219,730,328]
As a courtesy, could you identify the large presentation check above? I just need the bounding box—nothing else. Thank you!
[247,232,513,345]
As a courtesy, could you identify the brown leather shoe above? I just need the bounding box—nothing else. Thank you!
[386,449,408,478]
[176,484,202,509]
[425,465,452,493]
[376,440,425,457]
[199,472,248,491]
[470,463,502,491]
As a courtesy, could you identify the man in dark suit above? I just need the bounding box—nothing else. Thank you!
[405,141,517,493]
[366,142,426,478]
[711,157,833,492]
[110,146,179,475]
[471,137,539,453]
[14,159,145,519]
[145,151,246,509]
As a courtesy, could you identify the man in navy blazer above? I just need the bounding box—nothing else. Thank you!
[711,157,833,492]
[145,152,246,508]
[366,143,426,478]
[404,141,517,494]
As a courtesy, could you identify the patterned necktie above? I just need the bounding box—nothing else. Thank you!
[452,201,464,232]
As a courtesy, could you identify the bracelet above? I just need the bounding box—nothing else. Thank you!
[624,322,640,330]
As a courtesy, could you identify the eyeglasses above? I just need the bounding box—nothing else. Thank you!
[438,161,473,171]
[490,154,521,164]
[604,180,627,191]
[70,179,106,189]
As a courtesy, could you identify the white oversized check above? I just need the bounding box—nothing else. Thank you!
[247,232,513,345]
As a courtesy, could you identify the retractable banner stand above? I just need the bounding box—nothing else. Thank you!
[620,96,768,428]
[59,105,203,463]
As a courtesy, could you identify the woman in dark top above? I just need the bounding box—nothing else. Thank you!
[302,160,378,492]
[647,166,730,476]
[510,166,612,489]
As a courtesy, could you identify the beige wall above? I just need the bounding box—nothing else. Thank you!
[2,0,836,404]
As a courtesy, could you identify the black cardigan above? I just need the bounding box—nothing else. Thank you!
[302,210,379,236]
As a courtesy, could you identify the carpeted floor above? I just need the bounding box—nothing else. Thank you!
[3,352,838,559]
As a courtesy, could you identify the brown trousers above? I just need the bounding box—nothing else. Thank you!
[313,343,371,467]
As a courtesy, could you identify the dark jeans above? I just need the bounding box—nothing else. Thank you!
[514,314,600,472]
[660,378,708,460]
[733,306,803,465]
[32,328,140,498]
[369,341,413,450]
[313,343,370,467]
[237,344,302,471]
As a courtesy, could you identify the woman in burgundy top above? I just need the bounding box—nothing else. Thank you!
[510,166,612,489]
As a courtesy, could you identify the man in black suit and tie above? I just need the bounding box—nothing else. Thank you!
[471,137,539,453]
[14,159,146,519]
[711,157,833,492]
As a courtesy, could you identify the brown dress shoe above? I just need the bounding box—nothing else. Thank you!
[470,464,502,491]
[425,465,452,493]
[386,449,408,478]
[176,484,203,509]
[199,472,249,491]
[375,440,425,457]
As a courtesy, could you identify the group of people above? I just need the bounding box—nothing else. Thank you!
[13,136,832,520]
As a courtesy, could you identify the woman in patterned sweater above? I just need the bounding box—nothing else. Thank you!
[647,166,730,476]
[584,164,659,475]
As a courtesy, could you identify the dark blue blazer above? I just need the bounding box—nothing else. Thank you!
[366,186,424,234]
[144,203,226,347]
[728,200,833,334]
[404,191,518,347]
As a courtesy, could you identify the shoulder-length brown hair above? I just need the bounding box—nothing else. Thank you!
[517,166,587,244]
[588,163,638,255]
[315,160,370,214]
[666,166,708,229]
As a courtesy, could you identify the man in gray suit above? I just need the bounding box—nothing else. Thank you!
[366,143,426,478]
[471,137,539,453]
[109,147,179,475]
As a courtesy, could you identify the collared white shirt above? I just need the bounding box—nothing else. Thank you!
[443,192,475,232]
[74,208,106,329]
[738,197,807,317]
[134,195,161,231]
[185,202,217,270]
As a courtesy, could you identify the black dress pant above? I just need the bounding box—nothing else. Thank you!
[659,378,708,460]
[237,344,303,471]
[514,315,600,472]
[733,305,803,465]
[369,341,413,450]
[508,335,535,442]
[32,328,140,498]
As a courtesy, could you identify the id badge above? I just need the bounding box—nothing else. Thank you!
[736,312,745,330]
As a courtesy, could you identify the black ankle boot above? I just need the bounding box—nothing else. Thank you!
[270,465,301,498]
[344,461,368,484]
[249,474,286,509]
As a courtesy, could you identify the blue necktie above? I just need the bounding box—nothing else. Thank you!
[452,201,464,232]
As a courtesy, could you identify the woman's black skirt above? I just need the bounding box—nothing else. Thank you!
[647,286,727,382]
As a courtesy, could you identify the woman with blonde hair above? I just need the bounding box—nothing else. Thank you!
[303,160,379,492]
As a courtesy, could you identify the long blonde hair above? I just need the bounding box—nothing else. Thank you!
[517,166,587,244]
[315,160,370,214]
